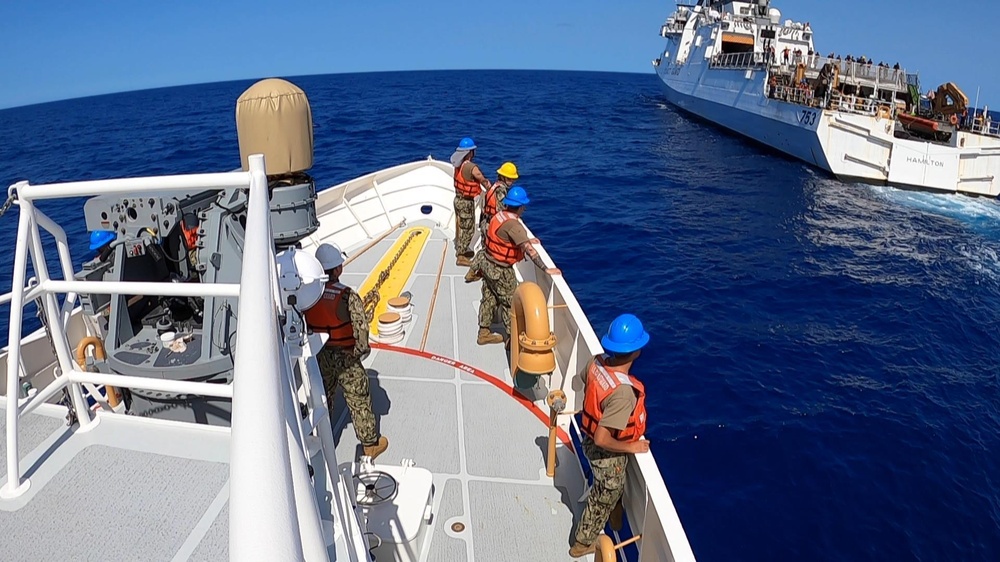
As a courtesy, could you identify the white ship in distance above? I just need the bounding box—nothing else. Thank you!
[654,0,1000,197]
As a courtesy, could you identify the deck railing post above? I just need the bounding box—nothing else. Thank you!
[1,207,32,499]
[278,343,328,560]
[23,203,91,429]
[32,208,79,329]
[229,154,304,561]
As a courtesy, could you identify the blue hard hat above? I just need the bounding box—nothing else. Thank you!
[601,314,650,354]
[457,137,477,150]
[89,230,115,251]
[502,186,530,207]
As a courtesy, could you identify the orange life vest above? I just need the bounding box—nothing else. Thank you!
[483,182,505,221]
[304,282,356,348]
[580,356,647,442]
[454,162,481,198]
[485,211,524,266]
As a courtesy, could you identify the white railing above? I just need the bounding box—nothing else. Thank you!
[307,159,456,254]
[2,168,255,499]
[828,91,894,118]
[709,51,769,70]
[768,84,818,108]
[970,118,1000,137]
[228,155,320,560]
[0,156,345,560]
[819,57,905,91]
[771,56,907,92]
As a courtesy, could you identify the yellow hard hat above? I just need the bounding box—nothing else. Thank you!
[496,162,519,180]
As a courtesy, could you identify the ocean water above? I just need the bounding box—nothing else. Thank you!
[2,70,999,561]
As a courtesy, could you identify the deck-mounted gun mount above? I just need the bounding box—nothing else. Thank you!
[76,79,319,425]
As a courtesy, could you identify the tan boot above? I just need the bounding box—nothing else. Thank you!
[477,328,504,345]
[363,436,389,461]
[464,267,482,283]
[568,541,596,558]
[456,255,472,267]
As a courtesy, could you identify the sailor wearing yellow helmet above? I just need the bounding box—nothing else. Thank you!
[480,161,519,240]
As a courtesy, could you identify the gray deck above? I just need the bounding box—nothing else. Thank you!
[0,403,231,561]
[336,221,586,561]
[0,220,585,561]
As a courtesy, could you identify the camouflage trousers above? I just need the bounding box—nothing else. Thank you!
[573,436,628,546]
[454,195,476,256]
[478,257,517,334]
[478,214,491,241]
[317,347,378,446]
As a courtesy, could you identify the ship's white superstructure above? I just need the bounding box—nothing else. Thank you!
[654,0,1000,197]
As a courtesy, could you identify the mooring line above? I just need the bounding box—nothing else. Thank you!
[419,242,449,351]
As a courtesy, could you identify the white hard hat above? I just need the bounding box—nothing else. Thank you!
[315,243,347,270]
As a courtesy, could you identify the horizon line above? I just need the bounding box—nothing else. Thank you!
[0,68,656,112]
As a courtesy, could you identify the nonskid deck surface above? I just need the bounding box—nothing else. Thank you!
[0,404,232,561]
[335,221,586,561]
[0,220,585,561]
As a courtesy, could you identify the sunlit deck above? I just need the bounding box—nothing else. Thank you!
[333,221,586,560]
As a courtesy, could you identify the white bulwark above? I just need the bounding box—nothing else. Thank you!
[654,0,1000,197]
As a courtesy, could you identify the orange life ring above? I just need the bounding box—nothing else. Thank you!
[949,114,959,126]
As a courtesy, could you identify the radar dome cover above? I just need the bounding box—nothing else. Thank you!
[236,78,314,176]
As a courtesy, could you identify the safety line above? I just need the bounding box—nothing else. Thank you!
[343,220,404,267]
[370,342,572,446]
[419,242,448,351]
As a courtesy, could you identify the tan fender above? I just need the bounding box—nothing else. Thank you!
[75,336,118,408]
[509,281,557,375]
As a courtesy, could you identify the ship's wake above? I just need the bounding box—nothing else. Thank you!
[869,185,1000,232]
[800,178,1000,284]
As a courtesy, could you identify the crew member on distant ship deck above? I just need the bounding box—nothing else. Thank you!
[451,137,491,267]
[474,186,560,345]
[305,243,389,461]
[569,314,652,559]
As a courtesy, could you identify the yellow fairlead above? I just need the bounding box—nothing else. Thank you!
[360,226,430,335]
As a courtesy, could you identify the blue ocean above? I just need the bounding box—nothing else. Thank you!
[2,70,999,561]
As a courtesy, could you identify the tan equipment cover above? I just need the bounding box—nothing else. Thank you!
[236,78,314,175]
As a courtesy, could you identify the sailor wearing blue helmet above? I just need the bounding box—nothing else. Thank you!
[472,186,561,345]
[570,314,651,558]
[89,230,115,251]
[89,230,116,260]
[450,137,491,267]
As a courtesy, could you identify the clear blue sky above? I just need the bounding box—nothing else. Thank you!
[2,0,998,109]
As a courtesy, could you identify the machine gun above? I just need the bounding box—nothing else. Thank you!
[75,79,319,425]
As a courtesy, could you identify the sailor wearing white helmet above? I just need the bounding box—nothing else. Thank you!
[304,243,389,461]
